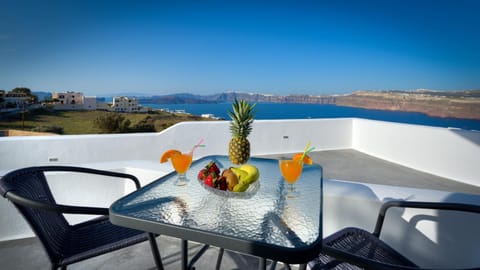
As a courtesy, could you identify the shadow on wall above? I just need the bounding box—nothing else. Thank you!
[381,192,480,268]
[450,128,480,146]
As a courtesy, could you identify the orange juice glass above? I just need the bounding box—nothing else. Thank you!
[171,152,193,185]
[171,152,193,174]
[279,158,303,197]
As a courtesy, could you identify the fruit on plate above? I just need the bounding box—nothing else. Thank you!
[238,164,259,184]
[214,176,228,191]
[233,182,249,192]
[197,161,260,193]
[221,168,239,191]
[197,161,227,191]
[230,163,259,191]
[230,167,248,183]
[204,174,214,187]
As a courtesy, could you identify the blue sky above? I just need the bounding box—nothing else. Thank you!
[1,0,479,96]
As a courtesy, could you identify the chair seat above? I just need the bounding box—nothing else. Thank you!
[309,227,418,270]
[60,216,149,265]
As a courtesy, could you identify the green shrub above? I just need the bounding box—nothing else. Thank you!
[31,126,64,134]
[93,113,131,133]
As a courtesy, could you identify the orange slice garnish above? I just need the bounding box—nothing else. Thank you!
[160,149,181,163]
[292,153,313,165]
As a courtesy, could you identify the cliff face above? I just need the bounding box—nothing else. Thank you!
[141,90,480,120]
[210,92,336,104]
[336,91,480,120]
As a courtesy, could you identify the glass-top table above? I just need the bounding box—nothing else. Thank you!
[110,155,323,269]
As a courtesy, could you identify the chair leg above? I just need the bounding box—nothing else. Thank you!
[270,260,277,270]
[148,233,164,270]
[51,263,66,270]
[259,257,267,270]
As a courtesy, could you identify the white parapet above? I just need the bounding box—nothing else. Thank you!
[353,118,480,186]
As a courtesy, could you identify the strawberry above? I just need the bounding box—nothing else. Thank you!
[204,174,214,187]
[197,168,207,180]
[216,176,227,190]
[208,162,220,175]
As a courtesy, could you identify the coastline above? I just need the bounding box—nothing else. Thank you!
[143,103,480,131]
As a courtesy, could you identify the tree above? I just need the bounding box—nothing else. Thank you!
[11,87,38,103]
[11,87,32,95]
[93,113,131,133]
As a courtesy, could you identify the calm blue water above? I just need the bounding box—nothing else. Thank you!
[143,103,480,131]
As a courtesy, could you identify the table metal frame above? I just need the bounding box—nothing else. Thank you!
[110,155,323,270]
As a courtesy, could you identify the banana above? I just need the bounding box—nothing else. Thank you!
[230,167,249,184]
[230,164,259,192]
[239,164,259,184]
[233,183,249,192]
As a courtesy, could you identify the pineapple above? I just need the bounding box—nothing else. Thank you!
[228,99,256,164]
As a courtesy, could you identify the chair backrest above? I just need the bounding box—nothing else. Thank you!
[0,167,70,263]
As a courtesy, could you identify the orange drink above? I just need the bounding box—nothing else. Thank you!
[171,152,193,174]
[279,159,303,184]
[279,152,313,198]
[161,149,194,186]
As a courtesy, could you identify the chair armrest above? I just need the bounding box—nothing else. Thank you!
[31,165,141,190]
[2,165,142,216]
[373,200,480,237]
[6,192,109,215]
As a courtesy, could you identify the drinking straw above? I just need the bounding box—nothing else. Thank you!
[299,141,315,163]
[189,138,205,155]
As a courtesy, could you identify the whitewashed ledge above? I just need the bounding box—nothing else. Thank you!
[324,179,480,269]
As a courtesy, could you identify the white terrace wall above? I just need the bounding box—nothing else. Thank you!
[352,119,480,186]
[0,119,353,173]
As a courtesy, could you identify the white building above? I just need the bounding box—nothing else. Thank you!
[52,91,84,105]
[112,96,140,112]
[4,92,30,107]
[51,91,97,110]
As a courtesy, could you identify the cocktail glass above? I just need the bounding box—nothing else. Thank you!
[171,152,193,186]
[279,158,303,198]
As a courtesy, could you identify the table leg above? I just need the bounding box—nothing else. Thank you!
[181,239,188,270]
[148,233,164,270]
[259,257,267,270]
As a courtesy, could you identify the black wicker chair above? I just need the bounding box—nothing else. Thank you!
[0,166,164,270]
[309,200,480,270]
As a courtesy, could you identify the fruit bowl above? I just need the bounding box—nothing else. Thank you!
[197,176,260,199]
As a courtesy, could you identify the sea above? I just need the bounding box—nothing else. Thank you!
[142,103,480,131]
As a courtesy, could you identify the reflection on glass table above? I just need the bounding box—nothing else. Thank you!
[109,155,323,270]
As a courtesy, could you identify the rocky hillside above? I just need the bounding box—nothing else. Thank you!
[336,91,480,120]
[139,90,480,120]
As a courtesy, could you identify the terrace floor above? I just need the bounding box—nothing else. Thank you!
[1,149,479,269]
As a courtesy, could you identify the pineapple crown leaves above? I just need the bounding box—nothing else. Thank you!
[228,99,256,138]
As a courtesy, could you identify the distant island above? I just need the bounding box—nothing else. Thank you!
[137,90,480,120]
